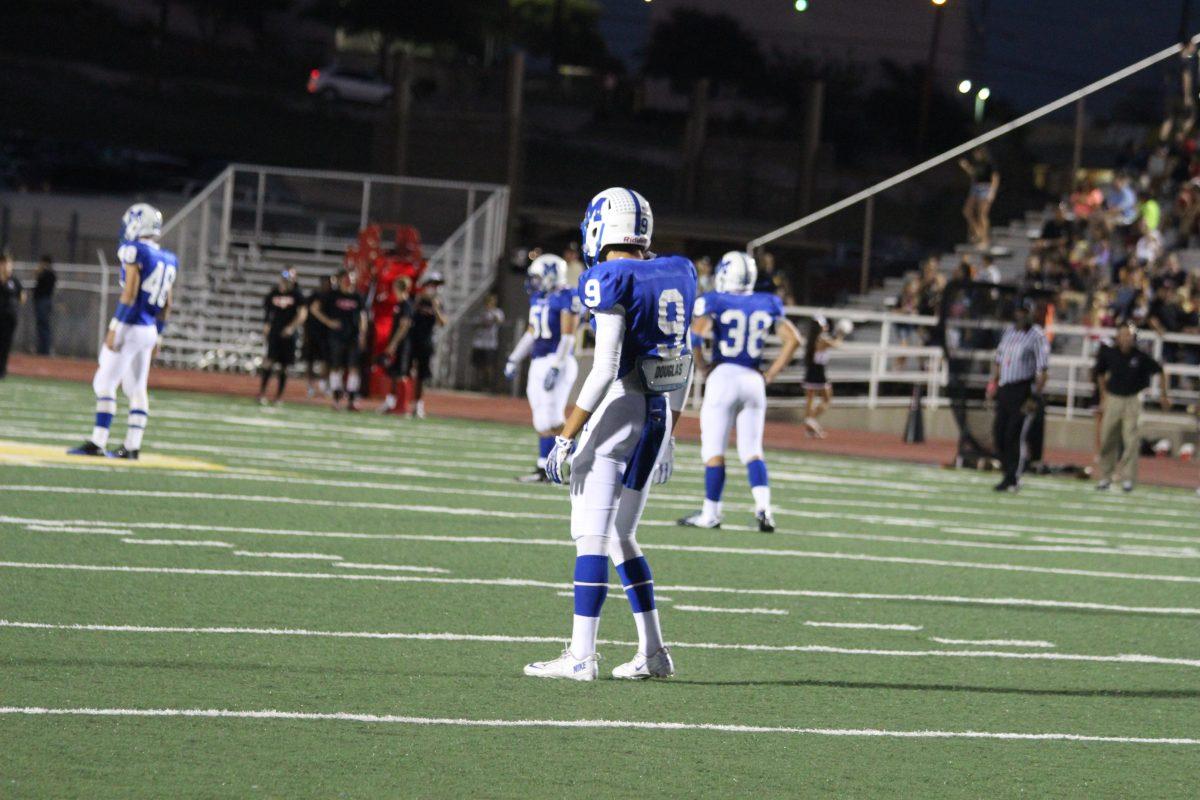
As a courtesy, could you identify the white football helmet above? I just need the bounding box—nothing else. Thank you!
[121,203,162,242]
[580,187,653,267]
[526,254,568,293]
[715,251,757,294]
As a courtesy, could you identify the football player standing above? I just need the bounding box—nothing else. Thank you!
[504,254,582,481]
[678,251,800,532]
[68,204,177,460]
[525,188,695,682]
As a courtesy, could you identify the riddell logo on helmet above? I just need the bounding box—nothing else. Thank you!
[621,236,642,243]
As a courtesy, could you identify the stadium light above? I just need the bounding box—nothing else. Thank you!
[794,0,808,10]
[957,79,972,94]
[977,86,991,100]
[931,0,947,5]
[975,86,990,122]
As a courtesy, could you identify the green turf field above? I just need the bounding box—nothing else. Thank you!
[1,376,1198,798]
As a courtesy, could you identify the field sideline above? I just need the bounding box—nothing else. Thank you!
[1,375,1198,797]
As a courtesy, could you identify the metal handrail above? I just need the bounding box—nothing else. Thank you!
[749,32,1200,250]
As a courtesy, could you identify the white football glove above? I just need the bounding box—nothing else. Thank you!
[545,435,575,484]
[504,360,518,380]
[652,436,675,485]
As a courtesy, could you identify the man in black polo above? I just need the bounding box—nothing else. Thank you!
[986,302,1050,492]
[257,268,307,406]
[0,253,26,379]
[1093,323,1170,492]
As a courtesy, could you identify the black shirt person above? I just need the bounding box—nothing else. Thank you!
[257,268,307,405]
[0,254,26,379]
[32,255,56,355]
[985,303,1049,492]
[379,277,414,413]
[301,276,336,397]
[1092,324,1170,491]
[406,272,447,419]
[310,270,368,410]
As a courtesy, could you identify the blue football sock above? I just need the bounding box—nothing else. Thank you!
[616,556,655,613]
[538,436,554,467]
[573,555,609,617]
[746,458,769,488]
[704,464,726,502]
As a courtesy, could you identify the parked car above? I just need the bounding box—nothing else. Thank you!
[306,65,393,105]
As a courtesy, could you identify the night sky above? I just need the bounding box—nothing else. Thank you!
[595,0,1191,111]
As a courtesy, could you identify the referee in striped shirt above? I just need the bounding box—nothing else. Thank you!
[985,303,1049,492]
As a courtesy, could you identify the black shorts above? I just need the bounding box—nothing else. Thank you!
[327,337,361,370]
[803,364,828,389]
[266,333,298,366]
[301,328,327,363]
[407,340,434,381]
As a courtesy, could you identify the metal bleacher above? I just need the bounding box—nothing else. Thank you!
[156,164,508,384]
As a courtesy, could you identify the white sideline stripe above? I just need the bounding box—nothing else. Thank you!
[675,605,789,616]
[803,621,922,631]
[4,620,1196,669]
[2,706,1197,745]
[336,562,450,574]
[233,551,343,561]
[122,539,233,548]
[26,525,132,536]
[930,638,1056,648]
[555,591,675,601]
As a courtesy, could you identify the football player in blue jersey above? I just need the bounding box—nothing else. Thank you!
[504,254,582,482]
[678,252,800,532]
[524,188,696,682]
[68,203,177,460]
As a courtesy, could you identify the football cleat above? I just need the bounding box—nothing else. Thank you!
[523,649,599,681]
[109,446,139,460]
[755,509,775,533]
[1122,481,1134,493]
[677,512,721,529]
[412,400,426,419]
[804,417,826,438]
[1095,479,1111,491]
[517,468,549,484]
[612,646,675,680]
[66,441,108,457]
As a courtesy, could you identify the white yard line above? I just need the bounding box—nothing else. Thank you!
[336,562,449,574]
[6,490,1200,583]
[2,620,1197,669]
[122,539,233,548]
[675,605,789,616]
[2,706,1196,745]
[1031,536,1110,547]
[7,515,1200,613]
[930,638,1056,648]
[233,551,344,561]
[803,621,922,631]
[26,524,132,535]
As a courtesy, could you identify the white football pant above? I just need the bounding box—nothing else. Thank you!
[526,354,577,433]
[700,362,766,463]
[91,324,157,449]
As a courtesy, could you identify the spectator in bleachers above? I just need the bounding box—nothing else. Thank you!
[257,268,306,406]
[891,277,920,370]
[1070,179,1104,229]
[1136,189,1162,232]
[32,255,56,355]
[959,146,999,249]
[917,256,945,316]
[1034,204,1072,262]
[0,252,25,379]
[980,254,1001,284]
[1106,174,1139,229]
[302,275,336,398]
[469,291,505,392]
[695,255,714,293]
[1133,220,1163,267]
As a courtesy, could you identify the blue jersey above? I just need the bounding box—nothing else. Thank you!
[695,291,785,370]
[580,255,697,379]
[116,240,178,326]
[529,288,581,358]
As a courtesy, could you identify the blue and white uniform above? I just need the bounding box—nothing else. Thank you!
[570,253,696,540]
[695,290,784,463]
[84,203,177,454]
[526,287,581,431]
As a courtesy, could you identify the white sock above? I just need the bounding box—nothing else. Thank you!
[537,457,547,468]
[384,394,396,409]
[124,411,147,451]
[570,614,600,659]
[91,426,110,449]
[329,373,343,393]
[347,372,361,394]
[751,485,771,513]
[632,609,664,656]
[702,499,721,519]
